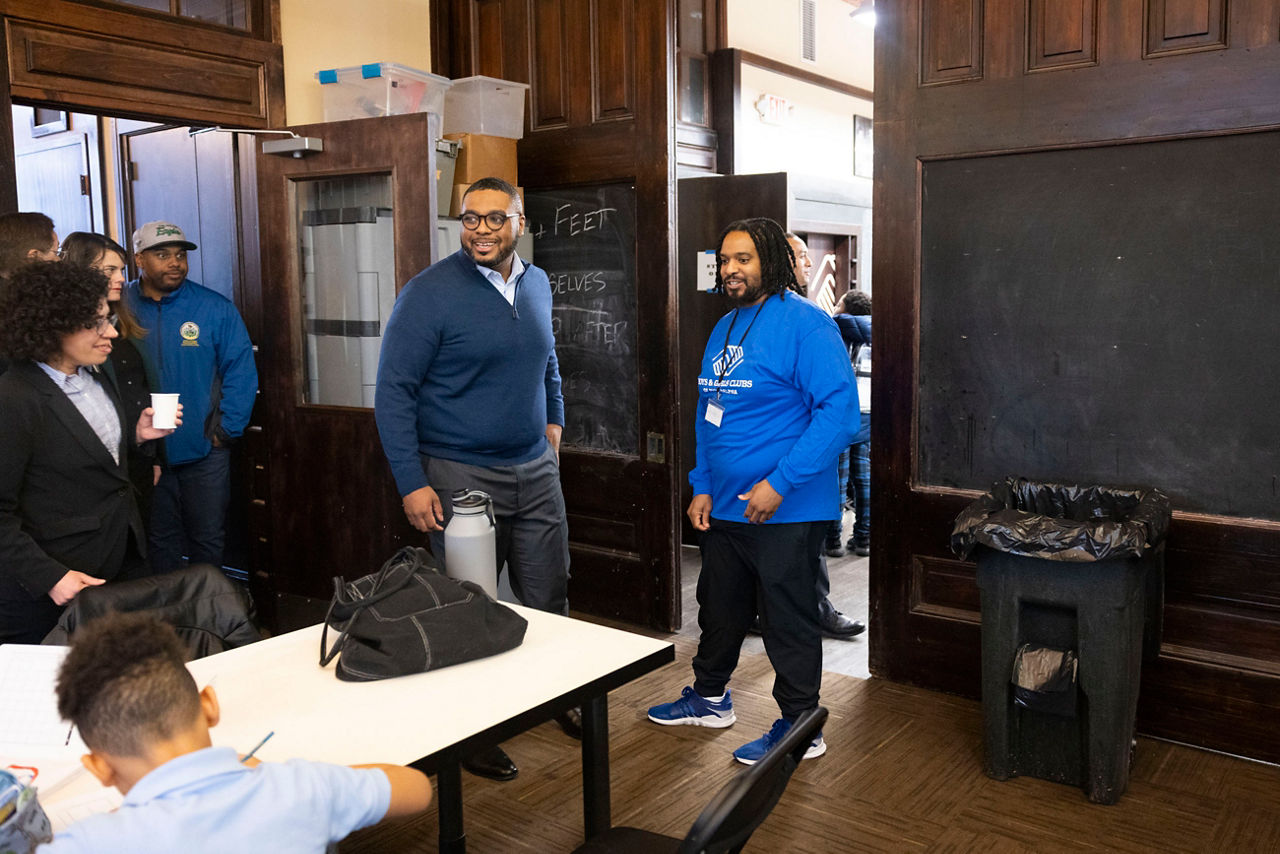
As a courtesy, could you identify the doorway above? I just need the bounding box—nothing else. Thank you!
[11,105,258,581]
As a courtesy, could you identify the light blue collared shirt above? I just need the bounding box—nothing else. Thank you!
[475,253,526,305]
[36,361,122,464]
[39,746,391,854]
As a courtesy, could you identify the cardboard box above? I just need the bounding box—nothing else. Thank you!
[449,184,524,218]
[444,132,518,185]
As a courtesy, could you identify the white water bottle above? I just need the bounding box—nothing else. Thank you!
[444,489,498,598]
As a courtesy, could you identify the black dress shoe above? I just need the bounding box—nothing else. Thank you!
[747,616,762,635]
[555,707,583,740]
[461,745,519,781]
[820,611,866,640]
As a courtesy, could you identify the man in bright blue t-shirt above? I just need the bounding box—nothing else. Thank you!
[647,217,859,765]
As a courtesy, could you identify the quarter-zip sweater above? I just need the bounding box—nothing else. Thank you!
[375,250,565,497]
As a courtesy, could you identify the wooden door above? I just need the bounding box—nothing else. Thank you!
[434,0,681,630]
[251,112,437,626]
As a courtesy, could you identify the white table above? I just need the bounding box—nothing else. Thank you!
[34,606,674,853]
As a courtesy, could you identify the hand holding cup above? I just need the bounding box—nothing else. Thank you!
[137,397,183,443]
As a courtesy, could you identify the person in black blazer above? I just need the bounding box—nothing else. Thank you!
[0,262,179,643]
[61,232,162,525]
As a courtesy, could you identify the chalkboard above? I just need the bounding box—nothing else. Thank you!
[526,184,638,454]
[919,131,1280,519]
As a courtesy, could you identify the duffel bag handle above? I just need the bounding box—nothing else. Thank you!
[319,547,430,667]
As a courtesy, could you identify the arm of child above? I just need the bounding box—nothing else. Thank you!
[352,764,433,819]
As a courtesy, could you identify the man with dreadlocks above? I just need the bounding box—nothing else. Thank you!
[647,217,858,764]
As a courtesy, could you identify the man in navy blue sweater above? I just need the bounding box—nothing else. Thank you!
[648,218,858,765]
[375,177,571,781]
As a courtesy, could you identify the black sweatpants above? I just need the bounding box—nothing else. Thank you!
[692,518,825,720]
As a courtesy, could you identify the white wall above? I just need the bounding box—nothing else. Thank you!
[725,0,873,181]
[735,65,871,177]
[280,0,433,126]
[726,0,874,93]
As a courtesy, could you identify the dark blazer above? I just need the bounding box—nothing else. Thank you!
[0,361,147,643]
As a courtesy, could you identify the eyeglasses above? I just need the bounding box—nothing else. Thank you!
[459,211,519,231]
[82,315,115,336]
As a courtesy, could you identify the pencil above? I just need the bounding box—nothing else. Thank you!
[241,731,274,764]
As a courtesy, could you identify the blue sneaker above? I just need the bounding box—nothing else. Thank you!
[647,686,737,728]
[732,717,826,765]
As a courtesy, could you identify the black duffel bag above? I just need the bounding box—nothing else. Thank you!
[319,546,527,681]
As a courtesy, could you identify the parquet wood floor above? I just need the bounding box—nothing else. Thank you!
[340,628,1280,853]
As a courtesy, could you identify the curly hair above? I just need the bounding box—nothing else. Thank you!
[59,231,147,339]
[0,212,55,278]
[56,613,201,757]
[0,261,109,362]
[839,289,872,316]
[714,217,800,301]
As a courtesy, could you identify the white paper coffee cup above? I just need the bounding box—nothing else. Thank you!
[151,393,180,429]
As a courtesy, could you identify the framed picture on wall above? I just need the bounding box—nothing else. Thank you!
[854,114,873,178]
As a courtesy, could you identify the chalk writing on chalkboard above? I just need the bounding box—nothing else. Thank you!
[527,185,638,455]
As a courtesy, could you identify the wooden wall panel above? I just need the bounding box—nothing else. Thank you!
[1,0,282,127]
[1028,0,1097,70]
[474,0,508,77]
[1145,0,1228,56]
[876,0,1280,764]
[921,0,984,85]
[530,0,570,127]
[591,0,635,120]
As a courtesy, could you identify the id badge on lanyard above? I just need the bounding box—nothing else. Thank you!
[706,300,766,429]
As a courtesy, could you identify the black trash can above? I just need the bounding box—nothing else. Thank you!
[952,477,1172,805]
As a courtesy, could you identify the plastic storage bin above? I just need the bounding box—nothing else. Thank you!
[952,477,1172,805]
[443,75,530,139]
[317,62,452,122]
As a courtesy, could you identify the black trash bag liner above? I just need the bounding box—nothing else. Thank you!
[951,477,1171,562]
[1011,643,1078,717]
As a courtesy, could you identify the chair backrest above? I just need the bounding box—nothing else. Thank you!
[42,564,262,659]
[678,706,828,854]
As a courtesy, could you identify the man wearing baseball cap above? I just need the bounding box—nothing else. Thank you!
[124,221,258,573]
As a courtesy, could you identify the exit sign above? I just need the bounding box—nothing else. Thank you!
[754,93,792,126]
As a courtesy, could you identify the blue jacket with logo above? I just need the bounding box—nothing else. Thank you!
[690,291,859,524]
[124,279,258,466]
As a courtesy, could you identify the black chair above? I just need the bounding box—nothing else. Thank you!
[42,563,262,659]
[573,706,828,854]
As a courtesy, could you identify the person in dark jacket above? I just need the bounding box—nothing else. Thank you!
[784,232,866,640]
[0,262,178,643]
[834,289,872,557]
[61,232,162,525]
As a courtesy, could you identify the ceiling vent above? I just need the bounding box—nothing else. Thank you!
[800,0,817,63]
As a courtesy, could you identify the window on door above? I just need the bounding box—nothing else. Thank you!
[295,175,396,409]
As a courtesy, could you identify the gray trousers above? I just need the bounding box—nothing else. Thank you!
[423,444,570,615]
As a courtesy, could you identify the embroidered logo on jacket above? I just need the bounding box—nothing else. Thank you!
[180,321,200,347]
